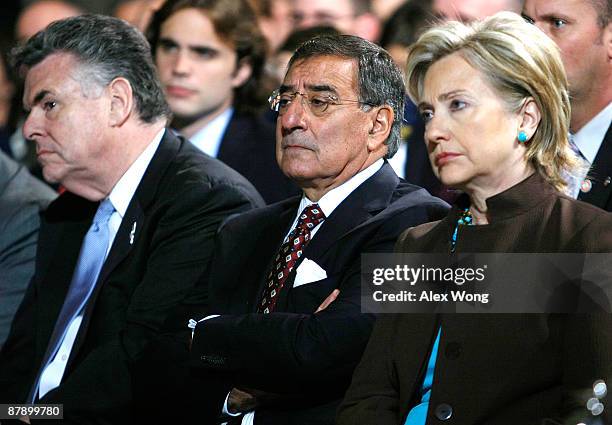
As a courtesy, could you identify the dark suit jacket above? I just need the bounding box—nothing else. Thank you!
[0,151,56,348]
[0,130,264,424]
[338,173,612,425]
[579,121,612,211]
[136,162,448,425]
[217,112,300,204]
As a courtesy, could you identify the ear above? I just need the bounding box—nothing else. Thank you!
[231,59,253,89]
[366,105,394,152]
[108,77,133,127]
[518,97,541,140]
[603,22,612,61]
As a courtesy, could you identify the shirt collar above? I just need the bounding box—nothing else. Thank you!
[297,159,384,218]
[188,107,234,158]
[108,128,165,218]
[574,101,612,163]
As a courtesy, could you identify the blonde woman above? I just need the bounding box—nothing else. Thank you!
[338,12,612,425]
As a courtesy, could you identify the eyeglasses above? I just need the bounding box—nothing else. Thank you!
[268,89,375,117]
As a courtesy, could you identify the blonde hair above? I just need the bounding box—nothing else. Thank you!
[406,12,588,194]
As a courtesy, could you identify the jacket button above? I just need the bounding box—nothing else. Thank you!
[434,403,453,420]
[445,342,462,359]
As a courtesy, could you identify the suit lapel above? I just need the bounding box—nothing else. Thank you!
[579,123,612,210]
[274,163,399,310]
[68,130,181,362]
[303,162,398,260]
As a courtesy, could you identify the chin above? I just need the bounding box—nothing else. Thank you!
[42,167,62,185]
[437,169,470,190]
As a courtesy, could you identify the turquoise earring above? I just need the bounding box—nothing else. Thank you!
[517,131,528,143]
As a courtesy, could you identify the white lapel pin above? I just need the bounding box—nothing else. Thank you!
[129,222,137,245]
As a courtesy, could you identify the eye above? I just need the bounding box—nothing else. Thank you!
[551,18,566,29]
[449,99,467,110]
[420,109,434,123]
[278,96,293,109]
[43,101,57,111]
[193,47,218,59]
[157,39,178,53]
[309,96,330,107]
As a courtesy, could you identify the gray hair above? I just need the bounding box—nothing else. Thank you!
[287,34,405,158]
[11,14,170,123]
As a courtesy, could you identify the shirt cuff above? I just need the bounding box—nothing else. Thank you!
[222,391,242,417]
[188,314,220,339]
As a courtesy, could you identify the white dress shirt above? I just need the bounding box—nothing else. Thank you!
[221,159,385,423]
[188,108,233,158]
[387,141,408,179]
[37,128,165,399]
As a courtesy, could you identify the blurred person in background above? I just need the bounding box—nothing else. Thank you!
[0,151,56,350]
[147,0,299,203]
[523,0,612,211]
[113,0,164,31]
[433,0,522,21]
[0,40,17,158]
[338,12,612,425]
[250,0,294,52]
[371,0,410,21]
[291,0,381,42]
[16,0,83,43]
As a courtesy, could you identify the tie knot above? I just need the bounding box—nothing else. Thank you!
[296,203,325,230]
[93,199,115,227]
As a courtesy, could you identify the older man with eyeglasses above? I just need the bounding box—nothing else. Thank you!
[134,34,448,425]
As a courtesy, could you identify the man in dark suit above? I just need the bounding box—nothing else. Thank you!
[0,151,56,348]
[135,34,448,425]
[523,0,612,210]
[0,14,263,424]
[146,0,299,204]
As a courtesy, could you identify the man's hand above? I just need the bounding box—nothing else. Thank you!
[315,289,340,313]
[228,387,259,413]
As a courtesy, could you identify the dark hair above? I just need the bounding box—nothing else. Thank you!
[147,0,267,113]
[379,0,434,49]
[278,26,341,53]
[287,34,405,158]
[11,14,169,123]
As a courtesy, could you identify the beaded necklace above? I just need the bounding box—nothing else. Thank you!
[450,207,474,253]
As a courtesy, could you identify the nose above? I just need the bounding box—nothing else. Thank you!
[22,109,44,142]
[279,96,308,135]
[424,114,450,151]
[172,50,191,76]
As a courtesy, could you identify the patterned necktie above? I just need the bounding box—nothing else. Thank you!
[29,198,115,401]
[258,204,325,314]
